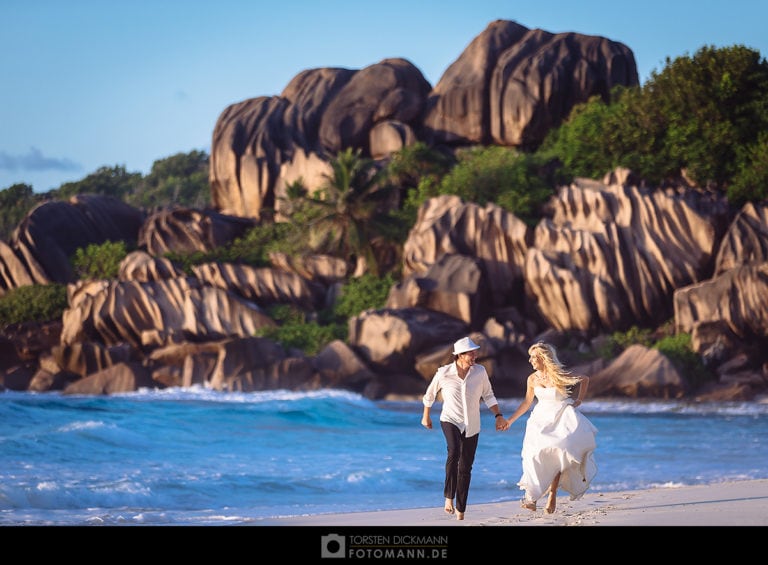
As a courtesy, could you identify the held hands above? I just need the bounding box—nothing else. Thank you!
[495,416,509,431]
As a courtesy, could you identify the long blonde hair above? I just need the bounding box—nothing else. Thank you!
[529,342,581,396]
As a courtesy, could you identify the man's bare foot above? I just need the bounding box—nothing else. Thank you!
[521,499,537,511]
[444,498,455,514]
[545,492,557,514]
[456,511,464,520]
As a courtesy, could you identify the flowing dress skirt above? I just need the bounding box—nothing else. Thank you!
[518,387,598,502]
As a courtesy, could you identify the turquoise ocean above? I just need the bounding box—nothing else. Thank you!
[1,387,766,526]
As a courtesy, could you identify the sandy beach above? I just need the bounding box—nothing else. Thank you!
[73,480,767,562]
[261,479,768,527]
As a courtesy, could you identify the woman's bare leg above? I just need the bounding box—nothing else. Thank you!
[545,472,561,514]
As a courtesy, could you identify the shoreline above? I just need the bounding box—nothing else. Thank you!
[258,479,768,527]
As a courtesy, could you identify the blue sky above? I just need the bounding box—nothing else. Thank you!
[2,0,767,194]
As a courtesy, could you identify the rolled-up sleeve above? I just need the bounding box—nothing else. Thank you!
[423,373,440,407]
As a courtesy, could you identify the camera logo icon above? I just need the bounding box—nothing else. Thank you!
[320,533,346,558]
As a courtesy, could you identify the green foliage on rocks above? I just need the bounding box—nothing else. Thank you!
[437,146,556,226]
[653,332,714,389]
[124,150,210,209]
[282,148,396,277]
[256,273,395,355]
[53,165,142,201]
[541,45,768,199]
[165,221,294,274]
[0,183,46,241]
[387,142,455,234]
[729,131,768,205]
[0,283,68,326]
[596,324,714,389]
[72,240,129,280]
[332,273,395,320]
[46,152,210,210]
[256,304,347,356]
[257,319,346,356]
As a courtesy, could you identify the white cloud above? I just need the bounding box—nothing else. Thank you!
[0,147,81,172]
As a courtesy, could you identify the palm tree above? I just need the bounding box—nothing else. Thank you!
[290,147,394,277]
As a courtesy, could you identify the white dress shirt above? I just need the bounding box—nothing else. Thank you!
[423,362,498,438]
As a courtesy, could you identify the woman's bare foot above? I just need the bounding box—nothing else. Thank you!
[456,511,464,520]
[444,498,455,514]
[521,499,537,511]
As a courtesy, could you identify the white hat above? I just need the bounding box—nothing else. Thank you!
[453,336,480,355]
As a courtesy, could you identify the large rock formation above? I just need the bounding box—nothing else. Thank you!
[526,170,730,332]
[1,174,767,401]
[138,207,255,256]
[209,59,431,220]
[399,195,530,309]
[209,19,638,220]
[0,195,145,293]
[422,20,638,147]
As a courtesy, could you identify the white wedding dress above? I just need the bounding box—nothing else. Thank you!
[518,386,598,503]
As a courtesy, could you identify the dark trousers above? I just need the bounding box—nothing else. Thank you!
[440,421,479,513]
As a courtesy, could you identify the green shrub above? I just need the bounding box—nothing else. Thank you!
[125,150,210,209]
[595,325,655,359]
[265,304,308,325]
[0,183,45,241]
[72,240,129,280]
[437,146,554,225]
[333,273,395,320]
[256,317,346,356]
[594,325,714,390]
[653,333,714,389]
[728,131,768,205]
[0,284,68,326]
[254,273,395,355]
[164,222,295,274]
[54,165,141,201]
[539,45,768,191]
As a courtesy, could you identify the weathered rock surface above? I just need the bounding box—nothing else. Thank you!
[347,307,469,375]
[2,171,766,402]
[423,20,638,147]
[62,362,155,395]
[119,250,185,282]
[209,19,638,220]
[713,202,768,275]
[401,195,529,308]
[588,345,687,399]
[60,277,276,350]
[192,262,327,311]
[386,253,490,328]
[0,195,145,292]
[210,59,430,220]
[674,262,768,367]
[526,172,730,332]
[138,207,255,256]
